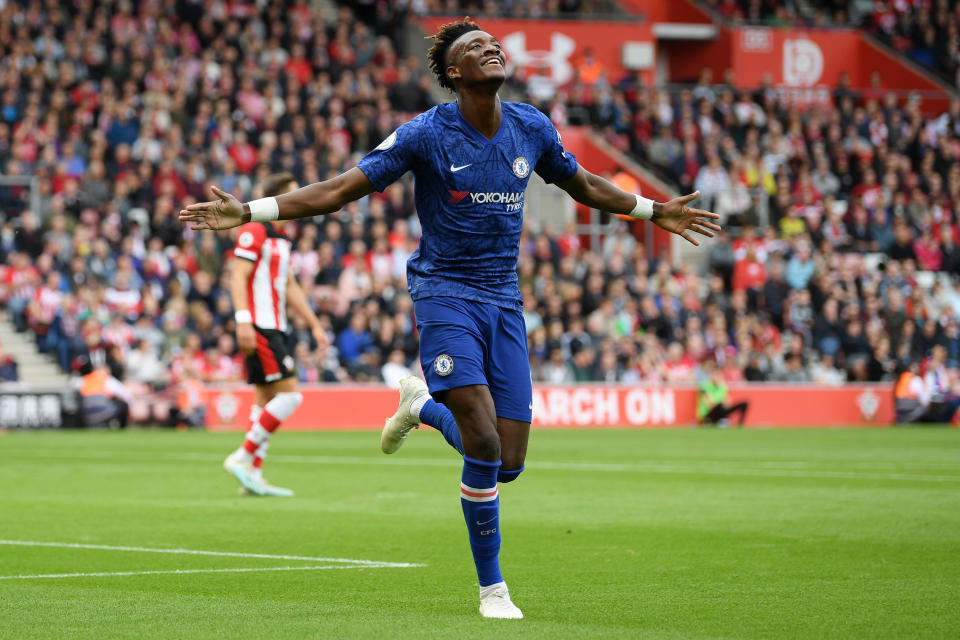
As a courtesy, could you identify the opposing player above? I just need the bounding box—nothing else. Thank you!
[223,172,326,497]
[181,18,720,617]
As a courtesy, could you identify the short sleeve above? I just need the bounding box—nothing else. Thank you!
[356,119,423,192]
[532,111,578,184]
[234,223,265,262]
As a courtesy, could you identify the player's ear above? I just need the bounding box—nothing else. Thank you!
[446,62,461,82]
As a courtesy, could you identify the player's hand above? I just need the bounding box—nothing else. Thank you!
[652,191,722,247]
[179,185,245,231]
[311,324,329,355]
[236,322,257,355]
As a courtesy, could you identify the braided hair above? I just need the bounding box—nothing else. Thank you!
[426,17,482,92]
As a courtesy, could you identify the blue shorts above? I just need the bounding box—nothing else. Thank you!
[415,297,532,423]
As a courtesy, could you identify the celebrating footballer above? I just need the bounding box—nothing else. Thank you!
[181,17,720,619]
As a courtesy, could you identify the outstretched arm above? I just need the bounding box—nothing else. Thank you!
[555,165,721,246]
[179,167,376,231]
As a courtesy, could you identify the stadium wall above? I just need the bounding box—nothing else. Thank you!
[202,384,896,431]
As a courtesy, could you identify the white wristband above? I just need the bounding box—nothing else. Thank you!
[248,197,279,222]
[629,194,655,220]
[234,310,252,324]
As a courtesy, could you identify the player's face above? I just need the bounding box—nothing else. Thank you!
[448,31,505,89]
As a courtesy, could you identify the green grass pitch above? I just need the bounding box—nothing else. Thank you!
[1,427,958,639]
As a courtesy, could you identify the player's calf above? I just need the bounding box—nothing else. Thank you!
[236,391,303,461]
[460,456,503,587]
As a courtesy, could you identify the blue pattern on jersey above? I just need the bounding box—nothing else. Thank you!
[357,101,578,310]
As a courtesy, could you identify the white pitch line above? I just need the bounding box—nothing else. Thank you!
[0,564,403,581]
[0,540,423,568]
[10,449,960,483]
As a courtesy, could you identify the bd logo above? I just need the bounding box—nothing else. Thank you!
[501,31,576,86]
[783,38,823,87]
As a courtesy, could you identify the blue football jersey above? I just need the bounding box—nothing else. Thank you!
[356,101,578,310]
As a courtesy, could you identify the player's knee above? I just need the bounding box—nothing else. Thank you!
[283,392,304,408]
[270,391,303,414]
[497,465,524,483]
[470,433,501,462]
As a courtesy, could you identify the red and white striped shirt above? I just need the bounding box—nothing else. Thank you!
[233,222,291,331]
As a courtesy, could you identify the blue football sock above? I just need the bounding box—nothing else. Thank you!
[498,465,524,483]
[460,456,503,587]
[419,398,463,454]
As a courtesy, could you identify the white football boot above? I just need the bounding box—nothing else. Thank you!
[254,478,294,497]
[478,582,523,619]
[380,376,429,454]
[238,478,294,498]
[223,450,264,495]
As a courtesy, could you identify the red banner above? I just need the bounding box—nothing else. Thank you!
[618,0,713,24]
[418,17,656,89]
[204,383,896,431]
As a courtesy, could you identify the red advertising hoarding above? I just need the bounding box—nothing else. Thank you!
[204,384,897,431]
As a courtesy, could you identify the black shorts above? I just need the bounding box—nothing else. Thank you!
[245,327,296,385]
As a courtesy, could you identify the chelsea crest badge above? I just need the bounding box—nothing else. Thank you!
[434,354,454,377]
[512,156,530,178]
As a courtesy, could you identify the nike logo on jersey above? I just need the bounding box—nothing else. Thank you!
[450,163,472,172]
[476,516,496,526]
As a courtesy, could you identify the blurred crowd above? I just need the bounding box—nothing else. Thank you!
[411,0,617,16]
[0,0,430,399]
[870,0,960,87]
[0,0,959,416]
[519,42,960,390]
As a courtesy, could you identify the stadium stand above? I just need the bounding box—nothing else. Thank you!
[0,1,958,425]
[694,0,959,89]
[867,0,959,88]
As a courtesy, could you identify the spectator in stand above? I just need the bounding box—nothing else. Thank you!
[732,246,767,293]
[337,311,375,371]
[785,242,816,290]
[924,344,960,422]
[694,151,732,213]
[0,342,18,382]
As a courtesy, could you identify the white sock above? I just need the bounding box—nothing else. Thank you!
[480,581,507,598]
[409,393,429,420]
[264,392,303,422]
[234,405,266,465]
[252,441,268,481]
[242,393,303,448]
